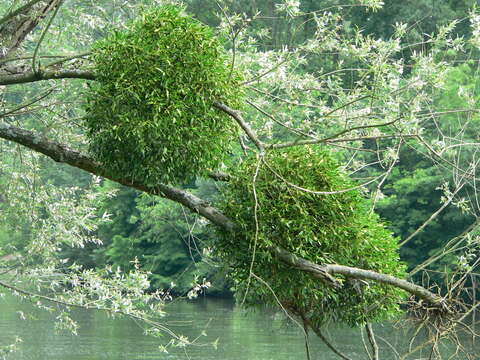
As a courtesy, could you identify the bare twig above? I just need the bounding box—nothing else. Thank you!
[400,183,465,247]
[270,134,417,149]
[309,326,352,360]
[0,0,45,27]
[32,0,64,74]
[213,101,265,154]
[366,323,379,360]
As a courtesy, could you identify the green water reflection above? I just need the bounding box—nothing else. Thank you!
[0,294,477,359]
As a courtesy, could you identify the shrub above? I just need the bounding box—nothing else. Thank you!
[216,146,407,327]
[84,5,243,186]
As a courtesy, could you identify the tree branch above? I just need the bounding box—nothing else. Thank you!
[0,122,234,231]
[270,245,448,308]
[0,0,46,27]
[366,324,379,360]
[0,0,62,60]
[0,122,447,308]
[213,101,265,154]
[0,69,95,85]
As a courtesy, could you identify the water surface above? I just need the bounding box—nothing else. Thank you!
[0,294,477,359]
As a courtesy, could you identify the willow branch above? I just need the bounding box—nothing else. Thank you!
[0,69,95,85]
[213,101,265,154]
[0,122,447,307]
[0,279,180,339]
[0,122,234,231]
[271,246,446,307]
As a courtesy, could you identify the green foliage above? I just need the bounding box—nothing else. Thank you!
[93,182,225,295]
[84,5,243,186]
[373,63,479,271]
[216,147,406,327]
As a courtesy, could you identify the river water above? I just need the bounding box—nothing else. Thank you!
[0,293,477,359]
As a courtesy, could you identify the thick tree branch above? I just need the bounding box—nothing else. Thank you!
[0,122,448,307]
[0,122,234,231]
[0,69,95,85]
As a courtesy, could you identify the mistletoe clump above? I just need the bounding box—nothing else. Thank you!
[216,147,407,327]
[84,6,242,185]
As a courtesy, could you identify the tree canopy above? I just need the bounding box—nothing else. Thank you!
[1,1,480,359]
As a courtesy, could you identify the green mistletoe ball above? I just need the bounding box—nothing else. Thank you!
[216,147,407,327]
[84,5,243,186]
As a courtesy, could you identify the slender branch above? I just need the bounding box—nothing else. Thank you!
[213,101,265,154]
[270,134,417,149]
[246,99,314,139]
[0,0,45,27]
[366,324,379,360]
[400,183,465,247]
[410,218,480,276]
[263,159,385,195]
[44,51,91,68]
[241,57,290,85]
[0,279,180,339]
[0,0,62,60]
[0,69,95,85]
[32,0,64,74]
[308,325,352,360]
[0,86,55,118]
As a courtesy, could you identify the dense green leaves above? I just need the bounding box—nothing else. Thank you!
[216,147,406,326]
[84,5,243,186]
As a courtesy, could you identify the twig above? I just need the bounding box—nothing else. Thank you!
[246,99,315,139]
[32,0,64,74]
[309,326,352,360]
[400,183,465,247]
[263,159,385,195]
[0,279,179,339]
[366,323,379,360]
[0,87,56,119]
[270,134,417,149]
[213,102,265,154]
[0,0,45,27]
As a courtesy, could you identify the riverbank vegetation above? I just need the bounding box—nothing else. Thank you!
[1,0,480,359]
